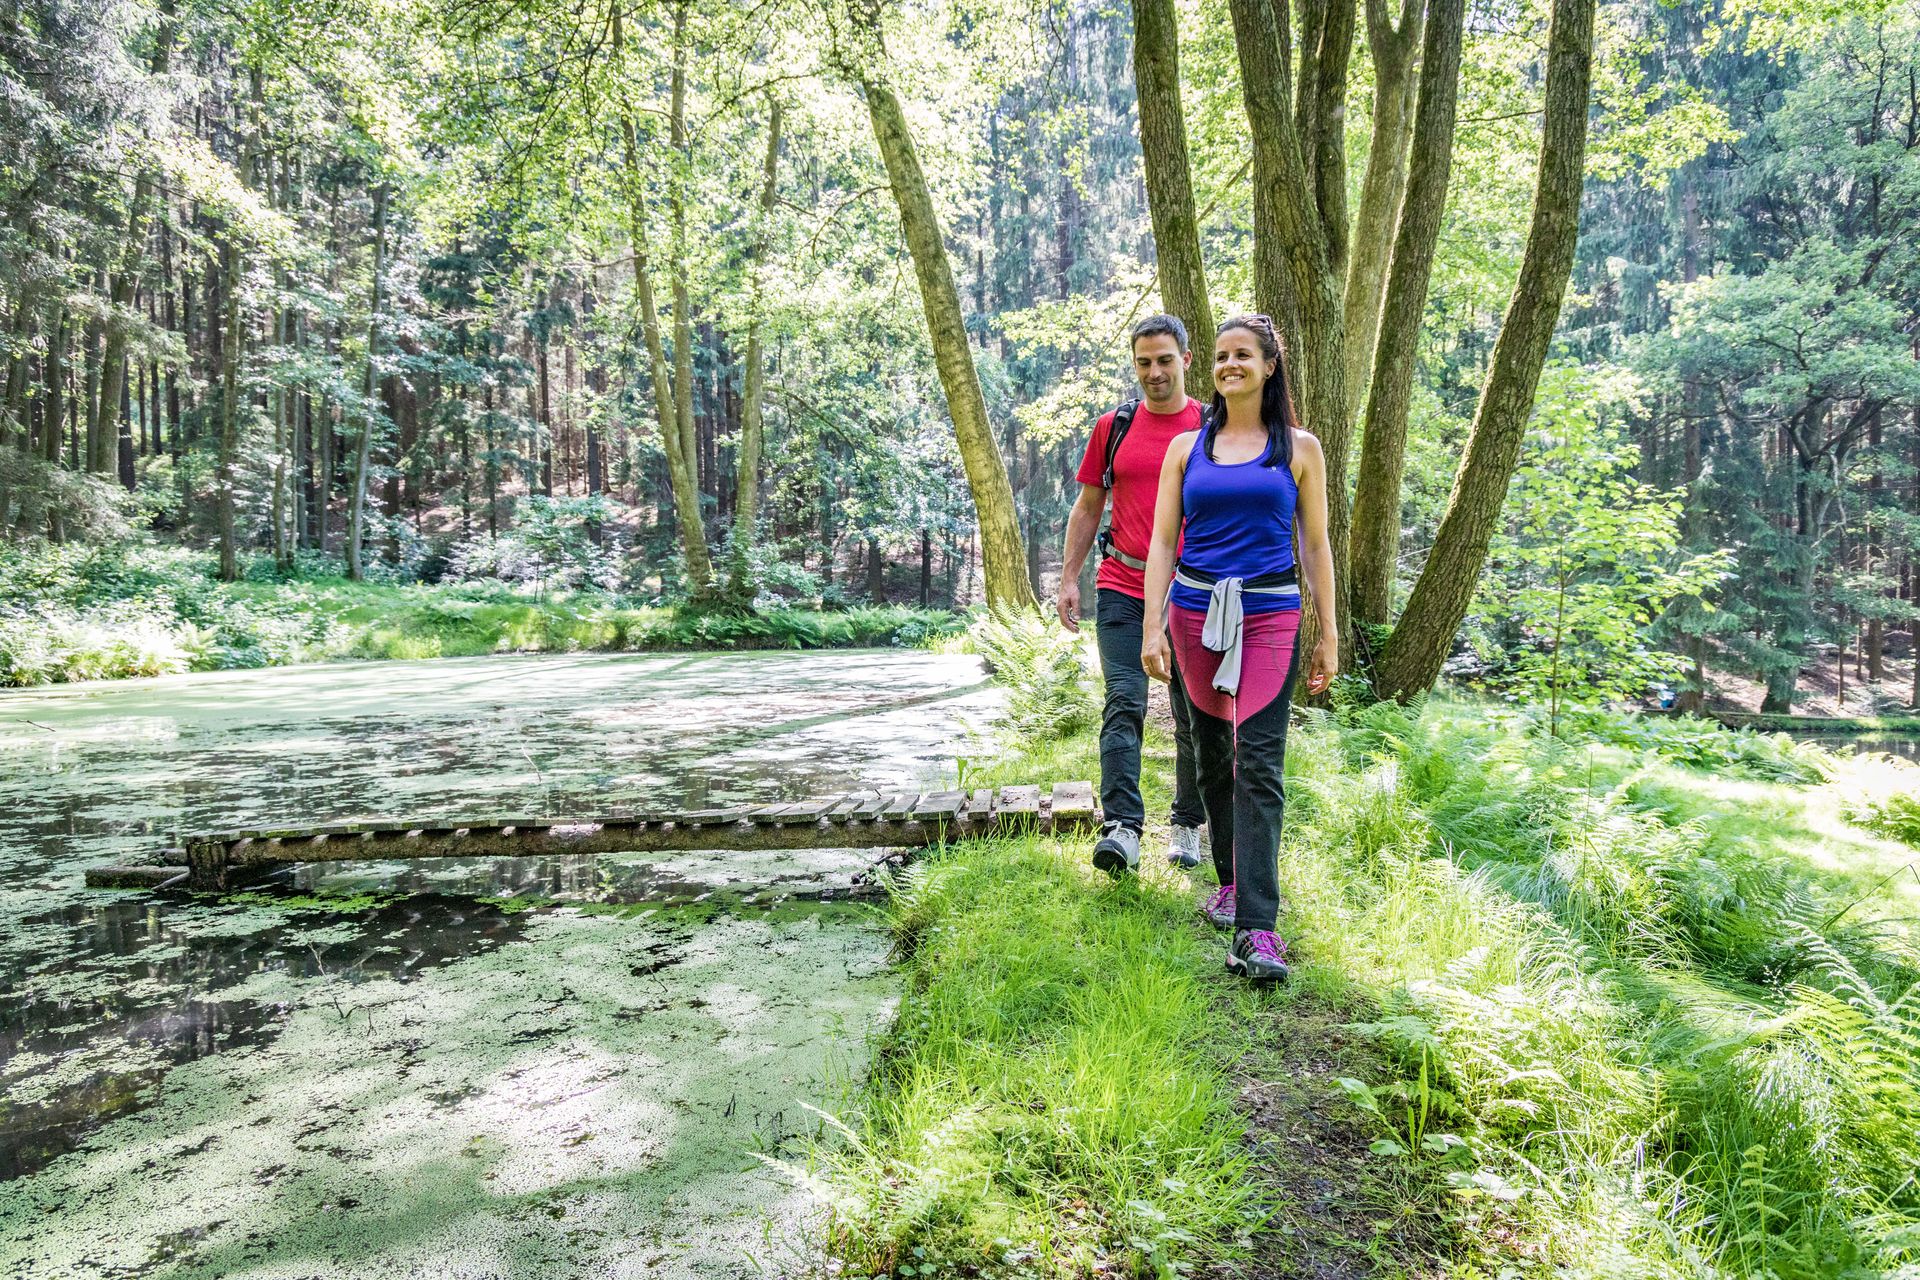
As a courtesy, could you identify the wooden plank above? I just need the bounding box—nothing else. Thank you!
[848,792,890,821]
[881,793,918,822]
[963,788,993,822]
[677,807,749,826]
[825,792,875,821]
[773,799,834,825]
[1050,781,1097,830]
[995,785,1042,821]
[911,791,965,822]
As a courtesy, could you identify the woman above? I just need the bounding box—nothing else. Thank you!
[1141,314,1338,982]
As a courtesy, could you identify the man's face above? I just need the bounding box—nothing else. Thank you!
[1132,334,1190,406]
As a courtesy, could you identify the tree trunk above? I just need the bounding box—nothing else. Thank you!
[1372,0,1597,700]
[1228,0,1357,648]
[730,97,782,602]
[669,1,703,545]
[614,7,713,595]
[1347,0,1465,626]
[346,182,389,582]
[96,0,177,476]
[1341,0,1424,417]
[1130,0,1215,399]
[216,229,241,582]
[861,70,1035,610]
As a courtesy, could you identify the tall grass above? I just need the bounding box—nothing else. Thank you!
[1281,698,1920,1276]
[817,678,1920,1275]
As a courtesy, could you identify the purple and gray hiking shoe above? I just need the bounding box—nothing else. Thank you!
[1227,929,1290,982]
[1202,884,1236,930]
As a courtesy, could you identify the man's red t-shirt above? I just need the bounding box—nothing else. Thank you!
[1075,398,1203,598]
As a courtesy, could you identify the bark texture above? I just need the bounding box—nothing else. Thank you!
[1348,0,1466,625]
[862,73,1034,609]
[1131,0,1214,398]
[1372,0,1598,700]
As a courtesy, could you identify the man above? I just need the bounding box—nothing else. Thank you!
[1058,314,1205,875]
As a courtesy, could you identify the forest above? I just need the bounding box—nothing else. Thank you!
[0,0,1912,717]
[7,1,1920,1279]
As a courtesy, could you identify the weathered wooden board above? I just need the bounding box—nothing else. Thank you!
[92,781,1101,891]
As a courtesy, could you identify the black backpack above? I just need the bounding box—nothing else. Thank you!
[1099,398,1141,489]
[1097,399,1144,566]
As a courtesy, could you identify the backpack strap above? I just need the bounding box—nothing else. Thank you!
[1099,398,1141,490]
[1097,399,1148,569]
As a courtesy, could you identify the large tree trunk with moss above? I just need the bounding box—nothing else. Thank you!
[729,97,782,602]
[1371,0,1597,701]
[1228,0,1357,650]
[1341,0,1424,418]
[1131,0,1214,400]
[1348,0,1466,626]
[862,75,1034,610]
[613,7,713,595]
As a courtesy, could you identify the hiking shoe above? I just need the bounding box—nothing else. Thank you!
[1202,884,1236,930]
[1091,821,1141,876]
[1227,929,1290,983]
[1167,824,1203,869]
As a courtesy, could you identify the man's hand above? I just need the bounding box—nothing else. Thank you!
[1057,579,1082,633]
[1305,632,1338,697]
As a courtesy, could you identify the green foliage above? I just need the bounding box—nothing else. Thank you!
[1280,697,1920,1275]
[1563,709,1833,784]
[800,838,1258,1273]
[0,540,961,686]
[441,495,624,592]
[967,606,1098,743]
[1468,365,1732,728]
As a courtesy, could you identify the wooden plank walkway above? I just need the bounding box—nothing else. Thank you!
[85,782,1102,891]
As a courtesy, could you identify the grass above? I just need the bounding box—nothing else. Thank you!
[812,675,1920,1277]
[0,542,963,686]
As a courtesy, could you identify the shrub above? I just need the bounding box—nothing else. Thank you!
[968,606,1097,742]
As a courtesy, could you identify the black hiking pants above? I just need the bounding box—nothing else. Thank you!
[1094,587,1202,834]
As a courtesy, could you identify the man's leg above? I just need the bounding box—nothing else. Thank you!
[1167,653,1206,841]
[1092,588,1148,855]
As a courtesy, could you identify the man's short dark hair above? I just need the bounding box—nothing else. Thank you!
[1131,313,1189,354]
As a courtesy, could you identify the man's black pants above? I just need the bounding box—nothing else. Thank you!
[1094,587,1202,833]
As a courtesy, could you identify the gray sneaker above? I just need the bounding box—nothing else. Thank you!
[1091,821,1140,876]
[1167,824,1203,868]
[1227,929,1291,983]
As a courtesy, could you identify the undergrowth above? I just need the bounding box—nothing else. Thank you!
[1278,697,1920,1277]
[0,542,961,685]
[812,676,1920,1277]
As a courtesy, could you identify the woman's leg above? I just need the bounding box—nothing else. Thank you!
[1228,615,1304,933]
[1168,607,1236,883]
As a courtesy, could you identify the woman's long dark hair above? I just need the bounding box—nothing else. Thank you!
[1204,313,1298,469]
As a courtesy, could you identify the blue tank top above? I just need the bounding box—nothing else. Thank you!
[1170,427,1299,616]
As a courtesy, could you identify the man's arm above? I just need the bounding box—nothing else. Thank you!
[1057,482,1108,632]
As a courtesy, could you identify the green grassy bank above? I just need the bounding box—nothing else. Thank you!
[813,698,1920,1277]
[0,543,962,687]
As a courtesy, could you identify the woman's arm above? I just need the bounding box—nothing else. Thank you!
[1140,431,1194,683]
[1291,431,1340,696]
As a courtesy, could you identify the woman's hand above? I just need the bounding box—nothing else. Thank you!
[1304,631,1338,696]
[1142,626,1173,684]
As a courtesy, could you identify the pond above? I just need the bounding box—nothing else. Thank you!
[0,650,1001,1278]
[1782,731,1920,762]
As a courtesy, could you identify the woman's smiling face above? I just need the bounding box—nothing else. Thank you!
[1213,327,1274,399]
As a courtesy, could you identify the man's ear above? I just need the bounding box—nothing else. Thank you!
[1181,350,1192,368]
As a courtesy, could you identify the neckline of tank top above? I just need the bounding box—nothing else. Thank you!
[1197,428,1278,469]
